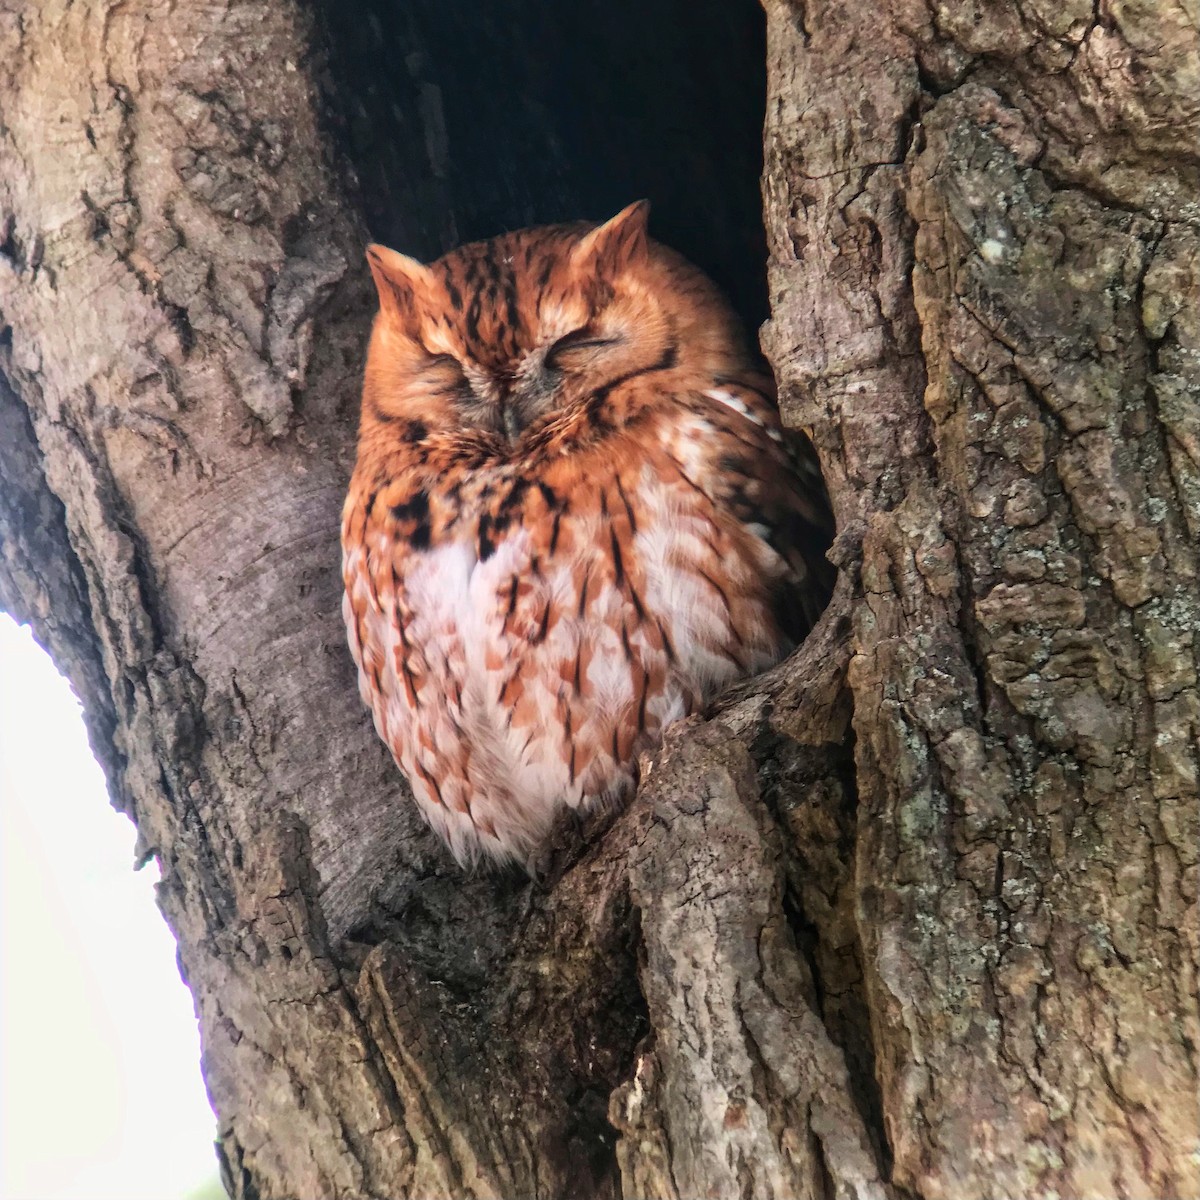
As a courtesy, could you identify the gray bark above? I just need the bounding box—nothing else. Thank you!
[762,1,1199,1195]
[1,1,1196,1199]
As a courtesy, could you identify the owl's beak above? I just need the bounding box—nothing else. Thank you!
[500,402,522,443]
[493,374,524,443]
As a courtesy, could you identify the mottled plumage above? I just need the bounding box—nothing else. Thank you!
[342,202,833,866]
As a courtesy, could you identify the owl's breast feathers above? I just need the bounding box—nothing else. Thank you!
[342,368,832,865]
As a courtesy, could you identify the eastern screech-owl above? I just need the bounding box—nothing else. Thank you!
[342,202,833,867]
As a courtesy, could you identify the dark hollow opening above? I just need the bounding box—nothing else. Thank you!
[311,0,770,330]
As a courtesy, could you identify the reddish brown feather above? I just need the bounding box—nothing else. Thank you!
[341,206,833,866]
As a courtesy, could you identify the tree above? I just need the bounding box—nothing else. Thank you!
[1,0,1195,1196]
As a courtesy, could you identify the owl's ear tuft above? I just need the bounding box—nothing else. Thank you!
[572,200,651,276]
[367,244,436,319]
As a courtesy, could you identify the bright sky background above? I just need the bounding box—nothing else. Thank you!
[0,615,222,1200]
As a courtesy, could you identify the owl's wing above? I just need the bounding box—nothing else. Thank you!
[689,378,836,644]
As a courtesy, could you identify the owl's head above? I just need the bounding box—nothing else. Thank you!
[360,202,753,446]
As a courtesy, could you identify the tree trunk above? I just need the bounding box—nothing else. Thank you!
[1,1,1195,1198]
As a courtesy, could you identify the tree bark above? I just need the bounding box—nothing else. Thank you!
[1,2,1195,1199]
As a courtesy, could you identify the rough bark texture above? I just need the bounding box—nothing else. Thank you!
[761,1,1200,1196]
[1,2,1196,1199]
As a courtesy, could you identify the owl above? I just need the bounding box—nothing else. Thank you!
[342,201,833,867]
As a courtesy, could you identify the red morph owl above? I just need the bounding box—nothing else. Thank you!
[342,202,833,866]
